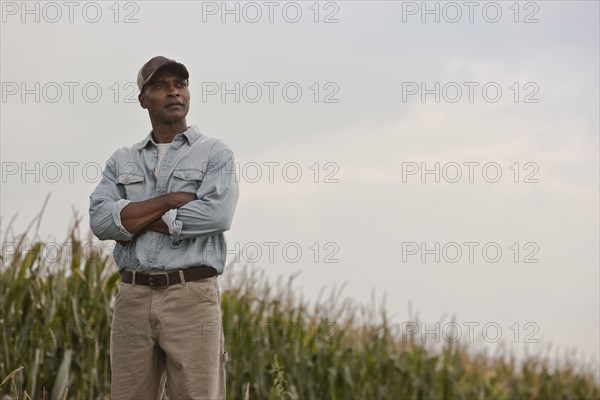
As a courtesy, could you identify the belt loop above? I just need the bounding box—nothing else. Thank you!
[178,269,186,285]
[132,270,136,287]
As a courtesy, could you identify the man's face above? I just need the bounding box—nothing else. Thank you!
[138,70,190,124]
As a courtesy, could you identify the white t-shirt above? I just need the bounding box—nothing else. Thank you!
[154,143,171,175]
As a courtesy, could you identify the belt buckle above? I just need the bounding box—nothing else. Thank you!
[149,272,169,288]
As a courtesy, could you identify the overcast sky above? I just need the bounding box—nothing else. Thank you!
[1,1,599,371]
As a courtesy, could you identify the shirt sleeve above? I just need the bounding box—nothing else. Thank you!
[161,208,179,234]
[89,157,135,242]
[169,142,240,242]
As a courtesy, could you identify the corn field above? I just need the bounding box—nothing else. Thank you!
[1,224,599,399]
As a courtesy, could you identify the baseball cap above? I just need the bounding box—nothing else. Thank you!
[137,56,189,92]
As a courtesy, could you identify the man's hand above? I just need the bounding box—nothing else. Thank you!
[120,192,197,236]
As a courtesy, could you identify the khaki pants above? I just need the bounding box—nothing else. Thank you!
[110,274,227,399]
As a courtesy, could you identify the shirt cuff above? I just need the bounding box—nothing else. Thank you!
[112,199,134,240]
[161,209,183,244]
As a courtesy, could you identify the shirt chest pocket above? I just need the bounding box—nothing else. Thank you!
[170,169,204,193]
[117,173,145,200]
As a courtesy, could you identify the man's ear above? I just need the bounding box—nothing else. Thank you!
[138,92,148,109]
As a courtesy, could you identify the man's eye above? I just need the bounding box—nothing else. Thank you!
[154,82,167,89]
[176,81,188,88]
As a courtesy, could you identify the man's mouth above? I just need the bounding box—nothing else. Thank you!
[165,102,184,108]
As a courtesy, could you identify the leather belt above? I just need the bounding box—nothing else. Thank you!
[120,266,217,288]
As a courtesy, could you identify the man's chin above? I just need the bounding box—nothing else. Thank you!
[157,112,188,124]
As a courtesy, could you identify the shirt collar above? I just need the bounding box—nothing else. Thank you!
[135,125,202,151]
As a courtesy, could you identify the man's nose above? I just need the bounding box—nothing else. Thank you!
[166,84,180,96]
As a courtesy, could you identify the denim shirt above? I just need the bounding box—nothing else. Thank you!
[89,125,239,274]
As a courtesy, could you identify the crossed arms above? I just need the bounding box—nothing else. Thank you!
[89,145,239,244]
[120,192,196,237]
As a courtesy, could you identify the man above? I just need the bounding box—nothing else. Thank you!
[89,56,239,399]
